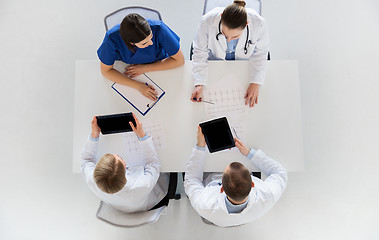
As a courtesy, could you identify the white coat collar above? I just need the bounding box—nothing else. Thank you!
[212,13,227,52]
[217,187,257,214]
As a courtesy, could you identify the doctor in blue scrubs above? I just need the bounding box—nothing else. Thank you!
[98,13,185,100]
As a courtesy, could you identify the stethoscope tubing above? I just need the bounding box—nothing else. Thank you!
[216,20,250,55]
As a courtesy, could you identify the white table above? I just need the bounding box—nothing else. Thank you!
[73,60,304,172]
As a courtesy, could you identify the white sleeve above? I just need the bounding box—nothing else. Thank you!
[184,147,207,206]
[140,137,161,190]
[80,136,98,184]
[248,19,269,85]
[249,150,288,202]
[192,16,211,86]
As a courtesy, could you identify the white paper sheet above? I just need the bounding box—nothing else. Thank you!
[203,73,248,119]
[213,121,246,153]
[122,120,167,167]
[112,61,164,115]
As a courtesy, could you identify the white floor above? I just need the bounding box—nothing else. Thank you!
[1,0,379,239]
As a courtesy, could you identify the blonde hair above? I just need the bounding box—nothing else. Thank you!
[94,154,127,194]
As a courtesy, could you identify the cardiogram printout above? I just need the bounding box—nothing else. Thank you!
[215,121,246,153]
[122,119,167,167]
[203,73,248,119]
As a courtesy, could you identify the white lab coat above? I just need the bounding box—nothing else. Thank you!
[192,7,269,86]
[184,147,288,227]
[81,136,167,213]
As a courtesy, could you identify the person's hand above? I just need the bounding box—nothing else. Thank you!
[124,64,147,78]
[91,116,101,138]
[129,113,146,138]
[245,83,260,108]
[190,85,203,102]
[136,82,158,101]
[234,137,249,156]
[197,126,206,147]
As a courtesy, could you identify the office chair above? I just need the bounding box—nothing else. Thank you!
[190,0,270,60]
[96,201,166,227]
[104,6,162,31]
[96,173,180,227]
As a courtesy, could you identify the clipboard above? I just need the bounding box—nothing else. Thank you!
[111,74,165,116]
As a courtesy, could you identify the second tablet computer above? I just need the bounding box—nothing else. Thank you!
[96,112,136,135]
[199,117,235,153]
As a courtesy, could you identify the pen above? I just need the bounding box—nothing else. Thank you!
[201,100,215,104]
[232,127,239,139]
[192,98,215,104]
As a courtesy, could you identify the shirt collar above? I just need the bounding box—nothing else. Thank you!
[224,196,249,214]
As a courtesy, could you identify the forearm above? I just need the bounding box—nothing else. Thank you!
[144,55,184,72]
[80,136,99,180]
[249,150,285,175]
[140,137,160,166]
[101,67,142,88]
[250,150,288,201]
[184,147,206,197]
[192,18,210,86]
[248,55,268,85]
[140,137,161,189]
[192,45,209,86]
[81,136,99,162]
[249,20,269,85]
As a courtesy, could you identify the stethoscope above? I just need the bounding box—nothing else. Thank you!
[216,20,251,54]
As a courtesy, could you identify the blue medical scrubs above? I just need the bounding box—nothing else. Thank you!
[97,19,180,65]
[225,39,239,60]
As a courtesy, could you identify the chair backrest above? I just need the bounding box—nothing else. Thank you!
[104,6,162,31]
[96,201,167,227]
[95,172,179,227]
[203,0,261,15]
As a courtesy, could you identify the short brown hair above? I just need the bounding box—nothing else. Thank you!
[120,13,152,51]
[221,0,247,29]
[222,162,252,202]
[94,154,127,194]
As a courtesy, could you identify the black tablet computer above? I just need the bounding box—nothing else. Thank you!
[96,112,136,135]
[199,117,235,153]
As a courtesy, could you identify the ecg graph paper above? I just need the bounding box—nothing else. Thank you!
[122,120,167,166]
[122,120,167,152]
[216,121,246,153]
[203,74,248,118]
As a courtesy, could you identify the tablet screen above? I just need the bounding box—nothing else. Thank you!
[199,117,235,153]
[96,113,136,135]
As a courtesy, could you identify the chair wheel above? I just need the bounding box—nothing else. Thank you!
[174,194,181,200]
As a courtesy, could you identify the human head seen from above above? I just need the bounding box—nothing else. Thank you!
[120,13,153,51]
[221,161,253,204]
[221,0,248,42]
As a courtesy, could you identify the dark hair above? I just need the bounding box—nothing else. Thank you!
[221,0,247,29]
[222,162,252,202]
[119,13,152,51]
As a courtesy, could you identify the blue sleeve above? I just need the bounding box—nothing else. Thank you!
[156,21,180,56]
[138,134,149,141]
[89,135,99,141]
[194,145,206,151]
[247,148,257,160]
[97,32,118,66]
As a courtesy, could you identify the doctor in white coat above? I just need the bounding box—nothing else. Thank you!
[191,0,269,107]
[81,114,167,213]
[184,126,288,227]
